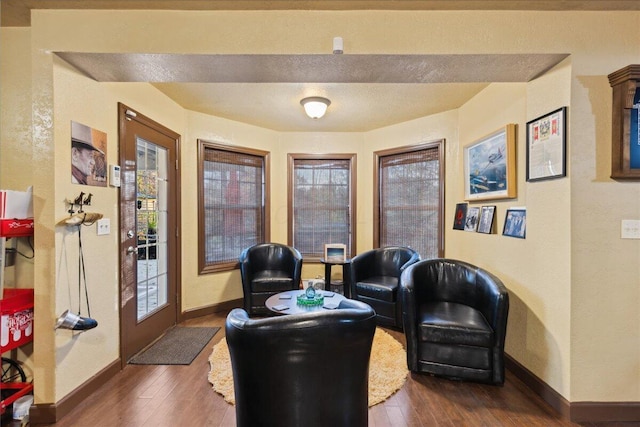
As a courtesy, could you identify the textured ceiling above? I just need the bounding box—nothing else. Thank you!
[56,52,568,131]
[9,0,626,131]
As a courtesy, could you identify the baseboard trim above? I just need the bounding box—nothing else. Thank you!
[570,401,640,422]
[29,359,121,425]
[505,353,640,422]
[505,353,571,418]
[181,298,242,321]
[30,300,241,424]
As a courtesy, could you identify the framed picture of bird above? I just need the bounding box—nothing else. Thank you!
[464,124,517,201]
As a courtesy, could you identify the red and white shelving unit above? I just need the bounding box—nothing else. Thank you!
[0,218,34,415]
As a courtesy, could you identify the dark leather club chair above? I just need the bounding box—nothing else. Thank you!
[400,258,509,385]
[239,243,303,316]
[225,299,376,427]
[349,246,420,329]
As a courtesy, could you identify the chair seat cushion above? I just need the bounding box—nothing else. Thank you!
[417,302,493,347]
[355,276,398,302]
[251,270,295,292]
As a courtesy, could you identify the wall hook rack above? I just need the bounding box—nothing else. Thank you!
[58,193,101,227]
[66,192,92,215]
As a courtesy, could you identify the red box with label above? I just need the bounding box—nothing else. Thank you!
[0,288,34,353]
[0,218,34,238]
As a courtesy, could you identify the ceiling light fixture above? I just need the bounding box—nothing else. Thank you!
[300,97,331,119]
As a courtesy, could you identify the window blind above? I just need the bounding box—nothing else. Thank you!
[292,158,352,258]
[379,147,440,258]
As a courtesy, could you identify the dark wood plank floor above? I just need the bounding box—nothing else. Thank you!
[24,311,639,427]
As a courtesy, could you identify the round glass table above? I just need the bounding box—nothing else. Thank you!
[265,289,347,315]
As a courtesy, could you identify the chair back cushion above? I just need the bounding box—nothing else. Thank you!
[373,246,421,277]
[226,299,376,427]
[410,259,506,327]
[240,243,302,274]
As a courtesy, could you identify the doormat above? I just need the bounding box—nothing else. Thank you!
[129,326,220,365]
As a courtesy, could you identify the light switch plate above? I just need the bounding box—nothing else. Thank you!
[97,218,110,236]
[621,219,640,239]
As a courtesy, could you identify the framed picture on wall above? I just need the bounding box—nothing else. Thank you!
[502,208,526,239]
[453,203,468,230]
[464,124,517,201]
[477,205,496,234]
[526,107,567,182]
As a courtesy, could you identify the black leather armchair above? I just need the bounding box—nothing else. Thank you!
[400,258,509,385]
[349,246,420,329]
[239,243,303,316]
[225,299,376,427]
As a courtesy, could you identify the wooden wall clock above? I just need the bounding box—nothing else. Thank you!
[608,65,640,180]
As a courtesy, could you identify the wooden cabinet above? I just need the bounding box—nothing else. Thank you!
[608,64,640,180]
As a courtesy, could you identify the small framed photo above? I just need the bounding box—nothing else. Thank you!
[324,243,347,263]
[477,206,496,234]
[453,203,468,230]
[526,107,567,182]
[464,206,480,232]
[502,208,526,239]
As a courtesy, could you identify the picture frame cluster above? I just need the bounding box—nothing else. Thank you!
[453,203,526,239]
[455,107,567,240]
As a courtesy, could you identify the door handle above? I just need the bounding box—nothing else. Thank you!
[127,246,138,254]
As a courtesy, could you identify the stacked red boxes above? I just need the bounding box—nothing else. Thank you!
[0,288,34,353]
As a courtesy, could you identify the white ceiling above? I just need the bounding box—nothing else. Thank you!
[56,52,569,132]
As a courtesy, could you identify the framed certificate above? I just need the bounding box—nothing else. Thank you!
[526,107,567,182]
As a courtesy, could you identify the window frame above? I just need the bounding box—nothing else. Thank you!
[287,153,357,262]
[373,140,445,258]
[197,140,270,274]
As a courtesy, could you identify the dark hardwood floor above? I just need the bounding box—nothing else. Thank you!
[21,311,639,427]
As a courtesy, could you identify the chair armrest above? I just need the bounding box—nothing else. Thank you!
[476,269,509,348]
[399,251,421,273]
[349,250,377,295]
[399,266,419,370]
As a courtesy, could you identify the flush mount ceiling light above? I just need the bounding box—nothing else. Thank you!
[300,96,331,119]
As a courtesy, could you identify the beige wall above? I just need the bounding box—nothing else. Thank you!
[182,112,279,310]
[1,8,639,409]
[49,58,188,400]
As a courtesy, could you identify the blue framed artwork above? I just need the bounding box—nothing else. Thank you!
[464,124,517,201]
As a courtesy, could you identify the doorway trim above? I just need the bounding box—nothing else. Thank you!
[117,102,182,368]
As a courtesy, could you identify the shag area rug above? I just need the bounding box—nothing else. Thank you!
[208,328,408,407]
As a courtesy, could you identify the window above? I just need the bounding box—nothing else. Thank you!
[374,141,444,259]
[198,140,269,273]
[288,154,356,260]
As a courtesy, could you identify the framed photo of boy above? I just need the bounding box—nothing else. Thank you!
[324,244,347,263]
[526,107,567,182]
[502,208,526,239]
[477,205,496,234]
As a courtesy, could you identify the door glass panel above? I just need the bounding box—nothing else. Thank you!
[136,137,169,321]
